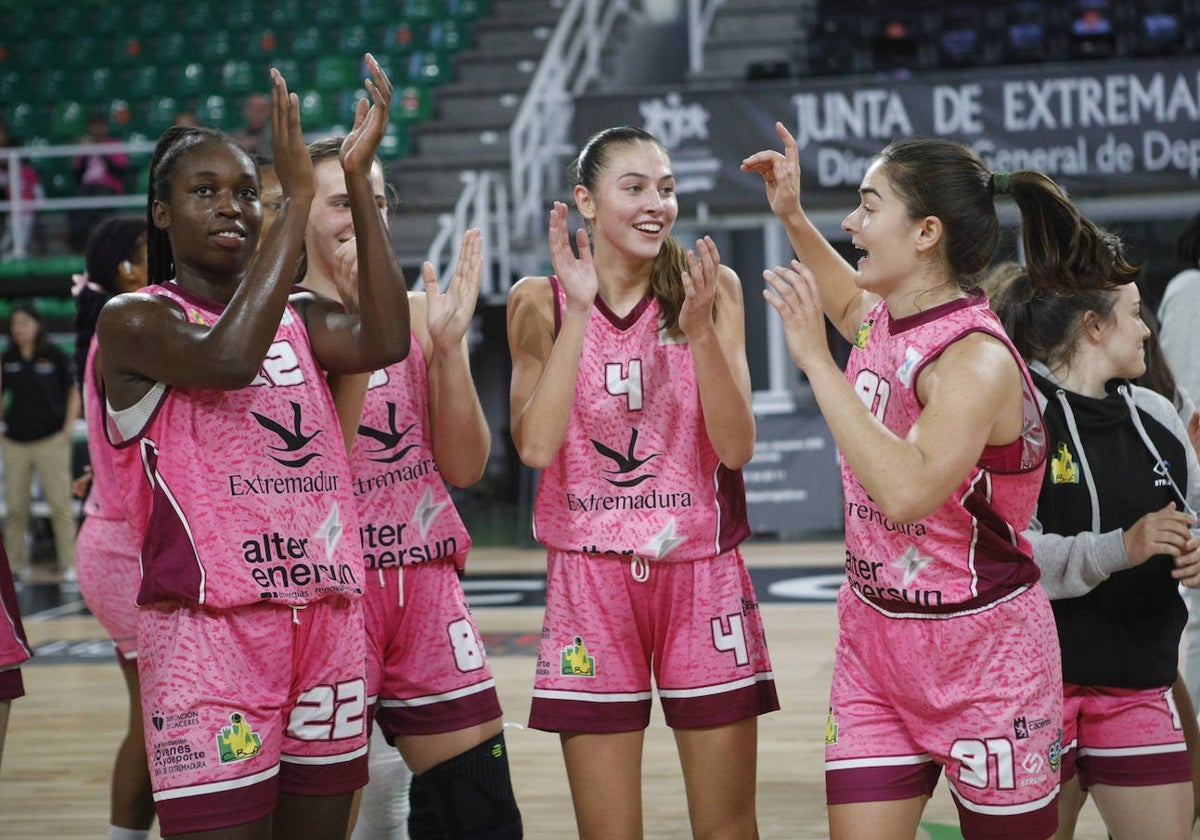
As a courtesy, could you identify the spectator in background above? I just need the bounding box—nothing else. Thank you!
[0,117,43,260]
[233,92,273,158]
[0,303,81,583]
[68,110,129,252]
[172,109,201,128]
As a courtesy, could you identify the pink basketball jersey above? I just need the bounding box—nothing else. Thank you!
[350,333,471,570]
[532,277,749,562]
[82,337,126,521]
[842,295,1047,613]
[106,283,363,609]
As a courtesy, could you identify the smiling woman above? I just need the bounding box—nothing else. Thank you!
[92,57,411,840]
[506,125,778,839]
[739,122,1146,840]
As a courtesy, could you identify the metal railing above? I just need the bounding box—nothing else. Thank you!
[1,141,156,260]
[687,0,725,75]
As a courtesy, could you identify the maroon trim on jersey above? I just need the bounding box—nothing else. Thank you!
[375,687,502,737]
[716,464,751,553]
[826,759,941,804]
[548,275,654,333]
[280,752,368,796]
[549,275,563,337]
[660,679,780,728]
[958,800,1058,840]
[154,775,276,836]
[529,695,653,733]
[961,474,1042,591]
[136,445,206,606]
[886,293,980,335]
[594,290,652,331]
[0,540,30,671]
[0,667,23,701]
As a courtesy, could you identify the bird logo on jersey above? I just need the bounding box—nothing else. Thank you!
[591,427,660,487]
[1050,442,1079,484]
[561,636,596,677]
[251,401,323,467]
[358,402,419,463]
[216,712,262,763]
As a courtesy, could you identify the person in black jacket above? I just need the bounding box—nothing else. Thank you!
[0,303,80,581]
[991,245,1200,840]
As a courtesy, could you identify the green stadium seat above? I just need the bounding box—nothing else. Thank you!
[176,62,209,98]
[37,69,74,100]
[82,67,116,103]
[339,23,373,54]
[315,0,351,26]
[107,98,133,132]
[126,65,162,100]
[445,0,488,19]
[93,1,128,36]
[298,89,334,127]
[221,60,257,95]
[425,19,471,52]
[50,100,88,141]
[271,0,304,28]
[19,40,54,71]
[394,84,432,123]
[357,0,393,24]
[227,0,257,29]
[289,26,324,58]
[379,121,411,160]
[111,35,146,67]
[379,22,423,57]
[0,70,19,104]
[156,32,189,65]
[49,4,84,37]
[139,4,169,34]
[6,5,37,38]
[144,95,180,135]
[314,55,359,92]
[403,0,444,23]
[7,102,44,139]
[209,31,238,64]
[404,50,451,86]
[271,57,304,89]
[196,94,234,131]
[181,1,214,31]
[66,37,102,70]
[248,28,282,60]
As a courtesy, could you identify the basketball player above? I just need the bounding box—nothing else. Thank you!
[297,136,521,838]
[742,123,1071,839]
[73,216,155,840]
[94,57,409,838]
[507,126,778,839]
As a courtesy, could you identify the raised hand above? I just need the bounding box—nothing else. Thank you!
[740,121,804,221]
[269,66,314,201]
[678,236,721,338]
[547,201,597,314]
[762,259,831,373]
[341,53,394,177]
[424,228,483,355]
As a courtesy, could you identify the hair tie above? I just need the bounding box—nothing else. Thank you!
[991,171,1010,196]
[70,272,105,299]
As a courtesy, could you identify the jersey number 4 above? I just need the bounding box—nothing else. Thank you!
[606,360,643,411]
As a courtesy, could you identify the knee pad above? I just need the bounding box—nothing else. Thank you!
[414,731,523,839]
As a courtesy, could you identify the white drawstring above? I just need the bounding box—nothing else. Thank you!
[630,556,650,583]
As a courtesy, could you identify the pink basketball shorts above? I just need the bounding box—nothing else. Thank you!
[826,584,1062,840]
[76,516,140,661]
[1061,682,1190,789]
[530,547,779,733]
[138,597,369,835]
[364,559,502,740]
